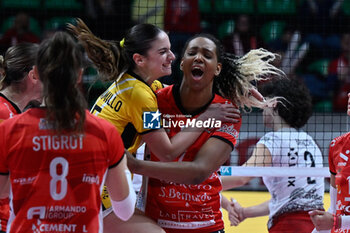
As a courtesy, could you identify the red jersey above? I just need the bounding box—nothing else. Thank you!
[329,132,350,233]
[0,93,21,119]
[142,85,241,233]
[0,93,21,232]
[0,108,124,233]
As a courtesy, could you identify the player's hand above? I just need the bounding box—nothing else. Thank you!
[199,102,240,123]
[249,88,264,102]
[224,198,240,226]
[125,149,138,172]
[231,198,246,222]
[308,210,333,231]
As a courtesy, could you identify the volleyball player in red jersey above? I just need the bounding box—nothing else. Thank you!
[0,32,135,232]
[0,43,41,233]
[123,34,283,233]
[0,43,41,119]
[309,93,350,232]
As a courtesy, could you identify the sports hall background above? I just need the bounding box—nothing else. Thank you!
[0,0,347,232]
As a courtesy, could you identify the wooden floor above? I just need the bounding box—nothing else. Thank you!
[221,191,330,233]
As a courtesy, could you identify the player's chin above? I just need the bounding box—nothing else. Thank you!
[161,65,172,75]
[161,71,172,77]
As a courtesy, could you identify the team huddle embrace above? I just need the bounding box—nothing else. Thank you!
[0,18,345,233]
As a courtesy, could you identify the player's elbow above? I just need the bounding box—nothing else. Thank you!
[152,150,176,162]
[189,168,211,184]
[159,153,175,162]
[111,190,136,221]
[239,177,252,186]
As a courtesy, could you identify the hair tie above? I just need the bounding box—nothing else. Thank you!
[120,38,125,48]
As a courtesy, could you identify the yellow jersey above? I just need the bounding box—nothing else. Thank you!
[91,72,159,154]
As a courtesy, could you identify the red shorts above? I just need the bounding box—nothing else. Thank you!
[269,211,315,233]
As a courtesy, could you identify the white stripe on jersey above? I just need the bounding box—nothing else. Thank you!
[91,78,136,116]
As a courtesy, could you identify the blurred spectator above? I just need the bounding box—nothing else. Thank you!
[328,31,350,112]
[266,27,309,78]
[222,14,263,57]
[163,0,201,85]
[297,0,344,59]
[84,0,132,40]
[0,13,40,54]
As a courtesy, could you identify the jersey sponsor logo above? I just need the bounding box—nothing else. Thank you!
[295,139,312,147]
[27,205,87,220]
[338,162,347,167]
[31,219,77,232]
[82,173,100,185]
[216,124,238,138]
[159,208,214,222]
[158,218,215,229]
[159,187,212,202]
[164,182,213,191]
[39,118,54,130]
[330,139,336,147]
[158,206,217,229]
[143,110,161,129]
[13,176,36,185]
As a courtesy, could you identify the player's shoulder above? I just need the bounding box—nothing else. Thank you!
[260,131,278,141]
[0,109,31,133]
[151,80,164,92]
[330,132,350,148]
[213,94,231,104]
[155,85,172,96]
[129,79,156,101]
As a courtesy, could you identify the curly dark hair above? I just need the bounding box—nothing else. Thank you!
[260,78,313,128]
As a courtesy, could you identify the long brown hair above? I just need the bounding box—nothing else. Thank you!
[68,18,163,81]
[37,31,87,133]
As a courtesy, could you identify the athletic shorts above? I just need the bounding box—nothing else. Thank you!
[269,211,315,233]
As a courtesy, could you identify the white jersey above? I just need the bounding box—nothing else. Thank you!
[259,128,324,228]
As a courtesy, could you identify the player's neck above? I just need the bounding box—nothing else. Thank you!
[0,88,27,111]
[132,68,154,86]
[272,116,290,132]
[179,85,213,113]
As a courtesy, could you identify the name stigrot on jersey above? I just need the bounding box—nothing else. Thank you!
[32,134,84,151]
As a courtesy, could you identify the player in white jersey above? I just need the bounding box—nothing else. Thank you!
[221,78,324,233]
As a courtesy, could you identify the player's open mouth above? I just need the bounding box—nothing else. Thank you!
[163,63,171,69]
[191,67,204,79]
